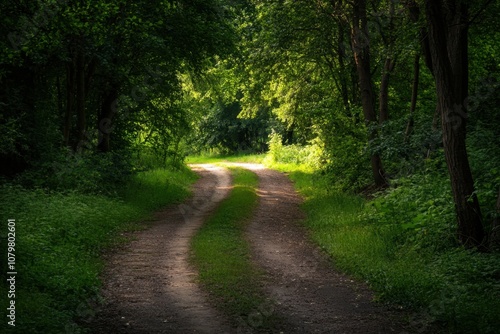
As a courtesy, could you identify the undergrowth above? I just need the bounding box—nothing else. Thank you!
[0,167,196,333]
[266,159,500,334]
[186,153,265,164]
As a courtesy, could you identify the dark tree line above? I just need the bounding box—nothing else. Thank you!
[0,0,237,176]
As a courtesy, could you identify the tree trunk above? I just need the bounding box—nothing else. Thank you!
[337,21,351,115]
[379,0,396,125]
[351,0,386,188]
[64,61,75,147]
[75,50,86,152]
[489,188,500,250]
[379,56,395,124]
[425,0,485,248]
[405,52,420,140]
[97,86,119,153]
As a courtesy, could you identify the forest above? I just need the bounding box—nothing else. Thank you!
[1,0,499,333]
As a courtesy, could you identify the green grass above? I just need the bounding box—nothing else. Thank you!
[186,153,265,164]
[190,167,275,329]
[267,160,500,334]
[0,167,196,333]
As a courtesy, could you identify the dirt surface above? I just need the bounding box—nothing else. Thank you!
[90,164,233,334]
[90,163,418,333]
[231,163,412,333]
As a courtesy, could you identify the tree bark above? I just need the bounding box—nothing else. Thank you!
[425,0,485,248]
[405,52,420,140]
[379,56,395,124]
[97,86,119,153]
[75,50,86,151]
[351,0,386,188]
[337,21,351,115]
[64,60,75,147]
[379,0,396,125]
[489,188,500,250]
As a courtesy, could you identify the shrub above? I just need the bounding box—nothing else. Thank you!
[16,148,134,195]
[266,132,322,169]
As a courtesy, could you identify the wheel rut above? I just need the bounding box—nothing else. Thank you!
[90,164,232,334]
[232,163,410,333]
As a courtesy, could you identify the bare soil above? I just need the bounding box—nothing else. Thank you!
[90,165,233,333]
[231,163,412,334]
[90,163,421,333]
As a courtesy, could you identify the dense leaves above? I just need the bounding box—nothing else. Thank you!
[0,0,237,179]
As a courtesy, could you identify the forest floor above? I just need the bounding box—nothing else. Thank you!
[89,163,415,333]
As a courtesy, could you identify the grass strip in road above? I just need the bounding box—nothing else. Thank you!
[190,167,274,329]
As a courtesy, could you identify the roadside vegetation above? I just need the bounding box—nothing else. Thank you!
[190,167,277,330]
[186,153,265,165]
[265,143,500,334]
[0,166,196,333]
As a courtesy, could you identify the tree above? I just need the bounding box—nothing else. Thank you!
[424,0,485,248]
[0,0,237,177]
[351,0,387,187]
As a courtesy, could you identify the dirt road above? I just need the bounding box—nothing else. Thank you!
[90,164,232,333]
[90,163,414,333]
[233,163,408,333]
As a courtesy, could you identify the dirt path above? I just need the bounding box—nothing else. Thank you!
[91,163,414,334]
[90,164,233,334]
[231,163,410,333]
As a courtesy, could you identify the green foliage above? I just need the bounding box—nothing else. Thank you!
[190,168,275,327]
[269,161,500,334]
[368,171,457,251]
[266,132,322,169]
[186,153,265,164]
[16,149,134,195]
[189,101,271,155]
[0,167,196,333]
[0,0,239,179]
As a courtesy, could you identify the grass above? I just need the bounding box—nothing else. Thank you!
[0,167,197,333]
[186,152,265,164]
[266,160,500,334]
[190,167,276,330]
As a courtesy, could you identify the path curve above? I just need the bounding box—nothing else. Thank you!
[231,163,409,333]
[91,164,232,334]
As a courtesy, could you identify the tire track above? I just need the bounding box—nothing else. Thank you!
[233,163,409,333]
[90,165,232,334]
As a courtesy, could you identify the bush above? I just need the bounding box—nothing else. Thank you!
[266,132,322,169]
[16,148,134,195]
[367,170,457,252]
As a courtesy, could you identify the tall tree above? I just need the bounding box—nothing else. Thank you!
[425,0,485,248]
[351,0,386,187]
